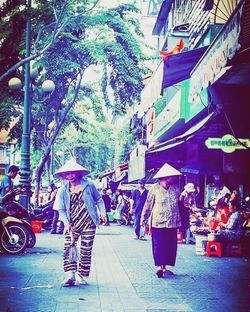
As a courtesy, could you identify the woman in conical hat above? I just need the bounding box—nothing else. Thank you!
[53,159,106,287]
[140,163,182,278]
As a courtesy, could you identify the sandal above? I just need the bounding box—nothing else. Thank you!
[156,269,163,278]
[61,277,76,287]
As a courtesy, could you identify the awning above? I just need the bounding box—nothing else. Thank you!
[152,0,173,36]
[147,139,188,154]
[180,160,220,175]
[121,169,158,188]
[161,46,208,92]
[147,112,215,154]
[100,169,115,178]
[174,112,214,140]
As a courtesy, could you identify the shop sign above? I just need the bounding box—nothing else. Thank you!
[146,108,155,144]
[205,134,250,153]
[138,63,163,118]
[154,90,181,139]
[130,145,147,161]
[128,154,145,182]
[189,1,244,102]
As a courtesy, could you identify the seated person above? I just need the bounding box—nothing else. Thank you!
[217,199,244,242]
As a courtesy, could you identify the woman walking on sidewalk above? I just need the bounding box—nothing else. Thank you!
[140,163,182,278]
[53,160,106,287]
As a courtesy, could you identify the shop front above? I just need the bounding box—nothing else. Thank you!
[188,0,250,199]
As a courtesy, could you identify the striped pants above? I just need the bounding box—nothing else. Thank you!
[63,227,96,277]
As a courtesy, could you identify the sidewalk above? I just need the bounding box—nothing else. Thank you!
[0,224,250,312]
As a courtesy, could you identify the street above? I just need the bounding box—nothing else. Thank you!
[0,224,250,312]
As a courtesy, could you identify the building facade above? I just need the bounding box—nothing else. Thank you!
[127,0,250,205]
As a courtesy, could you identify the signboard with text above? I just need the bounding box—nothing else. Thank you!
[154,90,181,139]
[205,134,250,153]
[189,1,244,102]
[128,154,145,182]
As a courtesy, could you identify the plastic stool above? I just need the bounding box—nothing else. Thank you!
[226,241,242,257]
[177,230,184,243]
[206,241,222,257]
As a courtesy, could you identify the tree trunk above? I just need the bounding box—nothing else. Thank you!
[33,69,85,206]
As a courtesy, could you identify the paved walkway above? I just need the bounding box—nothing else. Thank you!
[0,224,250,312]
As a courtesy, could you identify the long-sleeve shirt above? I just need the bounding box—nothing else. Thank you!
[141,183,181,228]
[53,178,106,227]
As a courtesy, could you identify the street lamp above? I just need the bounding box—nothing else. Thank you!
[8,0,56,209]
[9,75,55,209]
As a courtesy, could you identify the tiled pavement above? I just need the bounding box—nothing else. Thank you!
[0,224,250,312]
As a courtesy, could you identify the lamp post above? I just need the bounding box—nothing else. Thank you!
[18,0,32,209]
[9,74,55,209]
[8,1,55,209]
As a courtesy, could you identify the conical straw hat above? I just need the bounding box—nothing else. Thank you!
[55,160,90,178]
[153,163,182,179]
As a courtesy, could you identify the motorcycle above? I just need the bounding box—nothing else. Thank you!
[6,199,64,235]
[33,203,54,230]
[5,201,37,248]
[0,211,29,254]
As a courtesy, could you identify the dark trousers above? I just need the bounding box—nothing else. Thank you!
[151,227,177,266]
[134,213,145,238]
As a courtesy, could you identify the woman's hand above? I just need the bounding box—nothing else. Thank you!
[100,215,107,224]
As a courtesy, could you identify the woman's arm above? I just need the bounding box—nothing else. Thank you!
[140,186,154,225]
[54,187,69,226]
[90,183,106,217]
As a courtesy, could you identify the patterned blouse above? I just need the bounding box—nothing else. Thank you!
[219,211,244,241]
[70,191,95,231]
[141,183,181,228]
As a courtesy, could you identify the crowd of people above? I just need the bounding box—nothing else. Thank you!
[1,160,248,286]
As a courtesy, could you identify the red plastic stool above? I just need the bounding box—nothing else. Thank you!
[226,242,242,257]
[206,241,222,257]
[177,230,184,243]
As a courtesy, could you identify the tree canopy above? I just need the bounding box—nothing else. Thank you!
[0,0,151,194]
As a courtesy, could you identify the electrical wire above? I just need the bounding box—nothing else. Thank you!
[223,111,249,150]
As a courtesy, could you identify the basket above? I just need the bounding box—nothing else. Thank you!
[31,220,43,233]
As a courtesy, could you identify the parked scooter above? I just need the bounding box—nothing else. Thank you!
[31,203,54,230]
[0,211,30,254]
[0,190,30,254]
[6,201,36,248]
[4,187,36,248]
[6,196,64,234]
